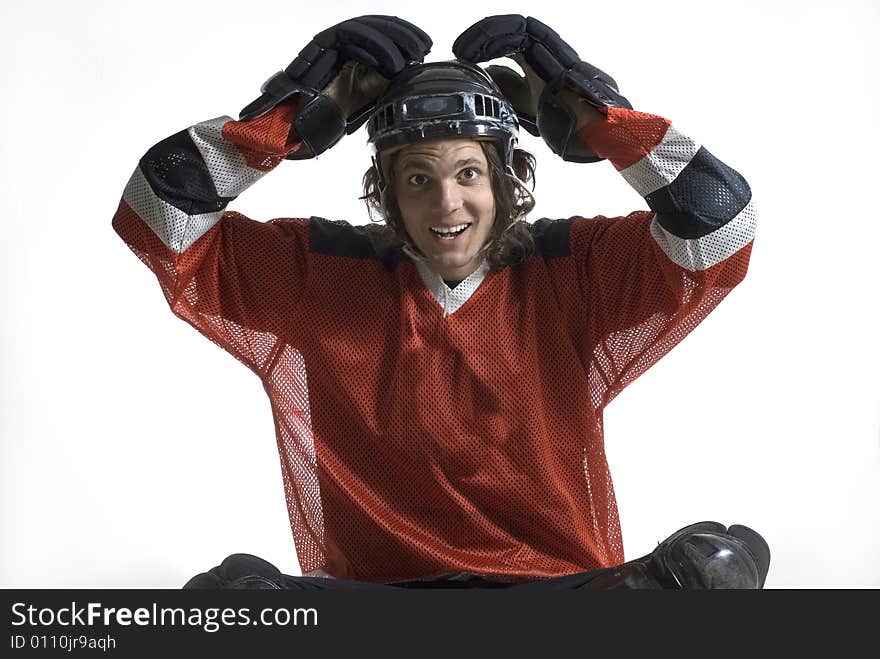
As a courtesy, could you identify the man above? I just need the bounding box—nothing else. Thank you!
[112,15,767,589]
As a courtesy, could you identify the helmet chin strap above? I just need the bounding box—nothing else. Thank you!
[373,156,387,193]
[401,242,428,264]
[505,165,534,206]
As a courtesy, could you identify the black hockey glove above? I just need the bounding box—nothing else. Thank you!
[239,15,432,158]
[453,15,631,162]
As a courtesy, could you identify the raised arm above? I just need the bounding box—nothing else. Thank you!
[455,15,755,403]
[112,16,431,374]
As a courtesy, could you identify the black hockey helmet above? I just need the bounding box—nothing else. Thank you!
[365,59,519,189]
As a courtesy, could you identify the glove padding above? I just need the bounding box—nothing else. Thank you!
[239,15,431,158]
[453,15,630,162]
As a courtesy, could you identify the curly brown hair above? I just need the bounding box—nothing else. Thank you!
[360,141,538,269]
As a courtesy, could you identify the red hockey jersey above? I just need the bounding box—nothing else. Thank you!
[112,97,755,582]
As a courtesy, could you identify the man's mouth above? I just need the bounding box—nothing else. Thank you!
[429,223,471,240]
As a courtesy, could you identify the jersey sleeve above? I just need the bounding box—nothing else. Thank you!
[572,107,756,406]
[112,97,311,375]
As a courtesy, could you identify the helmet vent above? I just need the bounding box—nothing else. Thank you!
[370,105,397,131]
[474,95,500,118]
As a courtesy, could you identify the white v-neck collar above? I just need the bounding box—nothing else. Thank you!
[413,258,490,317]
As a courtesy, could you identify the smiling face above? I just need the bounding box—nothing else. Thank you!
[391,138,496,281]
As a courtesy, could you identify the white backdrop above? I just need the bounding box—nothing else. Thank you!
[1,0,878,588]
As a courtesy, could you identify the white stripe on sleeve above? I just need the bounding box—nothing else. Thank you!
[122,166,223,254]
[188,117,268,198]
[649,198,757,272]
[620,125,701,197]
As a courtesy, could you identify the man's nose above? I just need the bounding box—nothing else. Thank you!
[433,178,463,214]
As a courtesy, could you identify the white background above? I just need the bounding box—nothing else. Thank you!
[1,0,878,588]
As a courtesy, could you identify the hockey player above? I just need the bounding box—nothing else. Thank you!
[112,15,768,590]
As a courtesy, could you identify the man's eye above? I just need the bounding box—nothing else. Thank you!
[460,168,480,180]
[407,174,428,186]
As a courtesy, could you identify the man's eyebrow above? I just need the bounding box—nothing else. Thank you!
[397,158,428,171]
[398,157,484,171]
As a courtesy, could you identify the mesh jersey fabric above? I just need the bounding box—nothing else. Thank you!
[112,95,755,583]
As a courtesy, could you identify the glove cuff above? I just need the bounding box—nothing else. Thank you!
[286,92,346,159]
[536,75,600,163]
[239,71,346,159]
[537,66,632,163]
[239,70,310,121]
[563,65,632,110]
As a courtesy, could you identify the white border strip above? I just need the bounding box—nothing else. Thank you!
[415,258,490,317]
[649,199,757,272]
[189,116,268,198]
[620,124,701,197]
[122,167,223,254]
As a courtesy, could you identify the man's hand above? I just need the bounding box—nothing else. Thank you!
[322,61,392,124]
[453,15,629,162]
[239,16,431,158]
[487,53,604,159]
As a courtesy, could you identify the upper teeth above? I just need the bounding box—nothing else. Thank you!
[431,224,470,234]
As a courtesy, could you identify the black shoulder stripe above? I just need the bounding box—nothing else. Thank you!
[645,146,752,239]
[309,217,404,270]
[138,129,234,216]
[529,217,574,259]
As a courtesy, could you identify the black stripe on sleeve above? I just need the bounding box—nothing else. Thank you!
[138,129,235,216]
[645,146,752,239]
